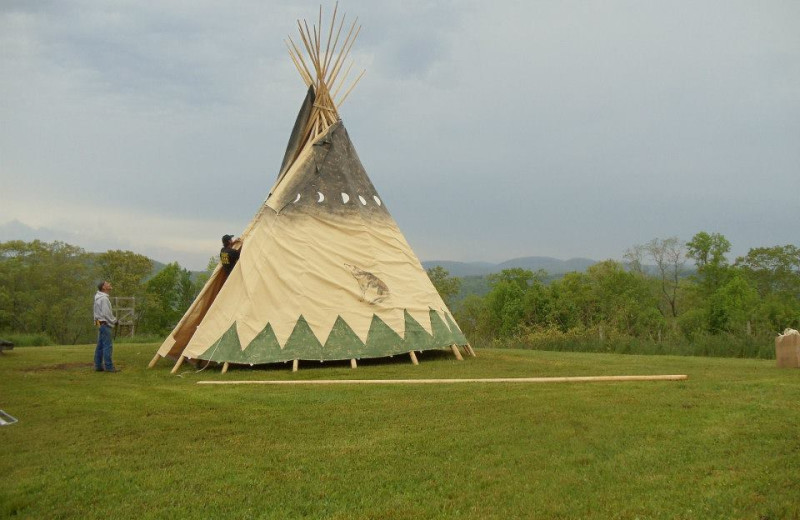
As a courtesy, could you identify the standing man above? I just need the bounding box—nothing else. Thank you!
[93,280,119,373]
[220,234,242,275]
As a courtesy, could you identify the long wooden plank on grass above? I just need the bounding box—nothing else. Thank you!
[197,375,689,385]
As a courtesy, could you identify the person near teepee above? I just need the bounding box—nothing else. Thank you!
[93,280,119,373]
[220,234,243,275]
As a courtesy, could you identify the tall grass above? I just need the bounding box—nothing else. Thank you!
[490,326,776,359]
[0,332,54,347]
[0,332,168,347]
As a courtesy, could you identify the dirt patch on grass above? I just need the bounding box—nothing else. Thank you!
[23,362,95,372]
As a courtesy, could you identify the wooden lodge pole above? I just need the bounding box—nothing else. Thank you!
[221,362,230,375]
[466,344,476,357]
[409,351,419,365]
[350,359,357,369]
[450,344,464,361]
[148,353,161,368]
[170,355,186,374]
[292,359,299,372]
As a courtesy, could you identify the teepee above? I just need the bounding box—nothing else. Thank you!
[149,6,472,373]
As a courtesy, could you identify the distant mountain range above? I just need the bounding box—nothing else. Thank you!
[0,219,601,278]
[421,257,598,277]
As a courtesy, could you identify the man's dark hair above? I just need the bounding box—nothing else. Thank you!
[97,281,106,291]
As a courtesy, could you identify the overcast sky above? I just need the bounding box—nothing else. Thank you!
[1,1,798,270]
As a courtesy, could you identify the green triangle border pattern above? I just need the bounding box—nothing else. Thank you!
[195,309,468,364]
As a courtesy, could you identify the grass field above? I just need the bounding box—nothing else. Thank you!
[1,344,799,519]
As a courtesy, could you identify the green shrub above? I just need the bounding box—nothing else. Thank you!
[0,332,55,347]
[115,334,165,344]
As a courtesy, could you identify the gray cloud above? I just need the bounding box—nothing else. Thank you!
[1,1,798,270]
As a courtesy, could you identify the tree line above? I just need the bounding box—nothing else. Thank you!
[429,232,799,359]
[0,240,213,345]
[2,232,798,358]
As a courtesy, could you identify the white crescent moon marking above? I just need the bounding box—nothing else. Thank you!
[317,191,324,203]
[341,193,350,203]
[293,193,301,203]
[373,196,382,206]
[358,195,367,205]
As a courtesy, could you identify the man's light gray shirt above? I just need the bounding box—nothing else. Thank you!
[93,291,117,325]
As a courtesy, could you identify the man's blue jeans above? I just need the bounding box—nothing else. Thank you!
[94,324,114,371]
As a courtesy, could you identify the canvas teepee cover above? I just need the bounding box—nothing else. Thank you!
[151,8,468,370]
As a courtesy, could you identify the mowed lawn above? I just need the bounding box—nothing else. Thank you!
[1,344,799,519]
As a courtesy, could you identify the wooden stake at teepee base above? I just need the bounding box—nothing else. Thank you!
[170,355,186,374]
[221,362,230,374]
[350,359,357,369]
[148,353,161,368]
[465,344,476,357]
[292,359,299,372]
[409,351,419,365]
[451,345,464,361]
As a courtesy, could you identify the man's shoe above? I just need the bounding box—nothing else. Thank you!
[95,368,104,372]
[105,368,121,373]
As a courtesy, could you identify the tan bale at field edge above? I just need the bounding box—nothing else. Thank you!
[775,329,800,368]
